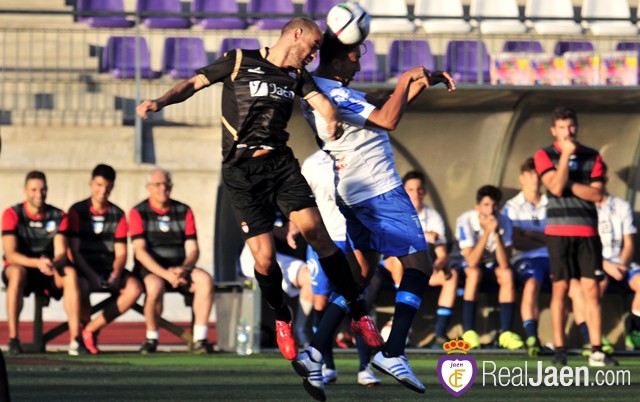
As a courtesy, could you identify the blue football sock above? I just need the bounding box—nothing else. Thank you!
[523,320,538,339]
[499,302,515,333]
[435,306,452,339]
[463,301,477,332]
[384,268,428,357]
[578,322,590,344]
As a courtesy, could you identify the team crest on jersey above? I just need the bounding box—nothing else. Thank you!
[45,220,57,233]
[241,221,249,234]
[92,216,105,234]
[158,216,171,233]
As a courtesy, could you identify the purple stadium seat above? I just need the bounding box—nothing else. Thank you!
[137,0,190,29]
[303,0,341,30]
[353,40,386,83]
[77,0,134,28]
[248,0,294,30]
[444,40,491,84]
[219,38,262,55]
[553,41,594,56]
[502,40,544,53]
[101,36,160,79]
[163,38,208,79]
[388,40,435,79]
[615,41,640,81]
[191,0,246,30]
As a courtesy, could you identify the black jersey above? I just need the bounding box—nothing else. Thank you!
[196,48,321,165]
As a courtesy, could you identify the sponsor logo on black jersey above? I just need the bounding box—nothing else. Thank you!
[249,81,294,100]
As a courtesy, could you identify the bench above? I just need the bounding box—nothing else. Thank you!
[24,291,194,353]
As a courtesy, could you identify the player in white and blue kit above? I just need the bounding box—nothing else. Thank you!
[502,157,550,356]
[456,185,522,350]
[291,33,455,399]
[301,149,382,387]
[596,180,640,350]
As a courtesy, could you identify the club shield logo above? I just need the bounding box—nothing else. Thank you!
[437,339,477,397]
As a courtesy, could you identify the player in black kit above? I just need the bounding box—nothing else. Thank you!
[136,18,383,362]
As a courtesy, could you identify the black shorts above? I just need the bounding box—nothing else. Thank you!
[546,235,604,282]
[2,267,64,300]
[134,264,193,299]
[222,147,317,239]
[77,268,135,293]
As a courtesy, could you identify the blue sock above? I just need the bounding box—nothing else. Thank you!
[578,322,590,344]
[463,301,476,332]
[384,268,428,357]
[310,295,348,360]
[434,307,452,339]
[500,302,515,333]
[312,309,324,334]
[355,335,371,371]
[523,320,538,339]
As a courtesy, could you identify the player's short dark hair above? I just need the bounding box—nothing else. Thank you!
[318,32,360,67]
[550,106,578,126]
[92,164,116,182]
[520,157,536,173]
[402,170,426,185]
[476,185,502,204]
[282,17,319,36]
[24,170,46,185]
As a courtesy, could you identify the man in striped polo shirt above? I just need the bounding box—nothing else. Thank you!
[2,171,88,355]
[130,168,215,355]
[68,164,144,354]
[534,106,617,367]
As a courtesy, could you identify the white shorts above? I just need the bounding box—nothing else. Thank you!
[239,245,306,298]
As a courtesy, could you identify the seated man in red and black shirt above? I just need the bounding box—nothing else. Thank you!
[130,168,215,354]
[68,164,143,354]
[2,171,88,355]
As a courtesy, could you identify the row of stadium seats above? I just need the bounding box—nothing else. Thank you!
[99,35,640,84]
[76,0,640,35]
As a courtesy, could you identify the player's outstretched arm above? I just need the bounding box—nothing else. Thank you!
[307,93,343,140]
[136,75,208,119]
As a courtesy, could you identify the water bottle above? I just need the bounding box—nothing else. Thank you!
[236,318,252,356]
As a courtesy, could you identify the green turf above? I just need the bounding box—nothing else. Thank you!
[5,352,640,401]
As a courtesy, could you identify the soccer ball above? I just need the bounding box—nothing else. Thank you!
[326,2,370,46]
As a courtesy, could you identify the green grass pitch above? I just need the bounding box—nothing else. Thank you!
[5,352,640,401]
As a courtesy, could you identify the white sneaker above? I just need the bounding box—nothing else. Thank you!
[357,364,381,387]
[372,351,425,393]
[588,351,619,367]
[292,347,326,401]
[68,339,90,356]
[322,364,337,384]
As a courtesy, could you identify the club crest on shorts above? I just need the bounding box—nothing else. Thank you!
[437,339,477,397]
[92,216,105,234]
[45,220,57,233]
[158,215,171,233]
[241,221,249,234]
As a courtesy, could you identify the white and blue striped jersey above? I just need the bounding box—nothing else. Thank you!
[502,192,549,261]
[301,77,402,206]
[418,205,447,246]
[597,195,637,262]
[456,210,513,264]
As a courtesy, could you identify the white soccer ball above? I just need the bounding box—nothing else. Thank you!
[326,2,370,46]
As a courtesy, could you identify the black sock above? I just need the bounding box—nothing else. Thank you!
[310,299,348,359]
[384,268,428,357]
[463,300,477,332]
[254,267,290,322]
[577,322,590,345]
[632,312,640,331]
[318,250,360,304]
